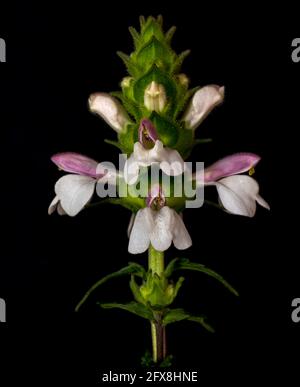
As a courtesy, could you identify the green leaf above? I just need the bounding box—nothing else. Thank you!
[174,86,199,119]
[134,36,173,72]
[75,263,145,312]
[141,17,165,43]
[159,354,174,368]
[139,15,146,29]
[187,316,215,333]
[164,258,239,296]
[149,111,179,147]
[99,301,154,320]
[163,308,214,332]
[110,92,142,121]
[104,139,123,150]
[129,27,140,49]
[165,26,176,45]
[194,138,213,145]
[130,275,146,304]
[171,50,191,74]
[172,276,185,300]
[163,308,190,325]
[117,51,140,77]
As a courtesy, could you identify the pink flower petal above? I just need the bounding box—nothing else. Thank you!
[138,119,158,149]
[51,152,103,178]
[201,153,261,183]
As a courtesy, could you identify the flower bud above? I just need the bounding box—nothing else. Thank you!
[121,76,133,89]
[89,92,131,133]
[144,81,167,112]
[182,85,224,130]
[176,73,189,87]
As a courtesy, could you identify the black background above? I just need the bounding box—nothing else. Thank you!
[0,1,298,385]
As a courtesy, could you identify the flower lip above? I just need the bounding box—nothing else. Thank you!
[138,118,158,149]
[51,152,105,178]
[195,153,261,183]
[146,184,166,210]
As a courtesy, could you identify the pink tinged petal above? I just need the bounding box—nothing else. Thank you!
[55,174,96,217]
[172,211,192,250]
[216,175,268,217]
[151,207,173,252]
[138,119,158,149]
[89,92,130,133]
[182,85,225,130]
[51,152,102,178]
[128,208,154,254]
[201,153,261,183]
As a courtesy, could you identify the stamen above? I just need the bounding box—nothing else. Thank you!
[249,167,255,176]
[146,184,166,210]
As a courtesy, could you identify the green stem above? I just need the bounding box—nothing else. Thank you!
[148,244,164,276]
[148,244,166,363]
[151,321,157,363]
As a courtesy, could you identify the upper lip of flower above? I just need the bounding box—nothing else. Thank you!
[51,152,105,179]
[195,152,261,184]
[88,92,131,133]
[182,84,224,130]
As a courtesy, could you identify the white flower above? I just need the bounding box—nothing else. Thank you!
[195,153,270,217]
[48,152,115,217]
[128,184,192,254]
[214,175,269,217]
[182,85,224,130]
[124,119,185,184]
[128,207,192,254]
[89,92,131,133]
[144,81,167,112]
[124,140,185,184]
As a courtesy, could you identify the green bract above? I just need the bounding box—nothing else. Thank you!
[111,16,196,158]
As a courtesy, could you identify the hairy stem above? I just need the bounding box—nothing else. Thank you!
[148,244,166,363]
